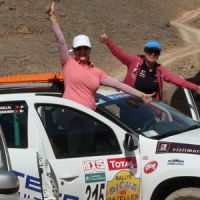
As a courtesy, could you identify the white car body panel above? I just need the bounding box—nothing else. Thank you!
[0,91,200,199]
[0,194,27,200]
[139,133,200,199]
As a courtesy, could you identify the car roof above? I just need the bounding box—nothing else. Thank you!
[0,72,119,98]
[0,73,64,95]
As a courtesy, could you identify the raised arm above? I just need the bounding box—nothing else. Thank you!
[100,32,135,67]
[45,2,68,65]
[101,76,154,104]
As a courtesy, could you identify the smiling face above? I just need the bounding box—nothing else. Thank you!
[144,47,160,65]
[73,46,91,63]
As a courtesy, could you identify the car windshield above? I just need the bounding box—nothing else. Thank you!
[96,92,200,139]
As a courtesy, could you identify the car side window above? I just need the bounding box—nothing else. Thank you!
[170,88,192,118]
[36,104,121,158]
[0,102,28,148]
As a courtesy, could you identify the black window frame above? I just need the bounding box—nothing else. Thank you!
[35,103,122,159]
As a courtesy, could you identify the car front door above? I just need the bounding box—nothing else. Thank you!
[35,102,141,200]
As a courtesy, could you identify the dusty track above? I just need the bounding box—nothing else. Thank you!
[160,8,200,66]
[149,8,200,102]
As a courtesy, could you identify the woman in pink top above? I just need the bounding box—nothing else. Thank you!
[45,3,154,110]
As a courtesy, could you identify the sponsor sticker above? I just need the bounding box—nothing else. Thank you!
[0,104,25,114]
[83,159,106,183]
[144,161,158,174]
[106,171,139,200]
[85,173,106,183]
[156,142,200,155]
[14,170,79,200]
[107,157,137,171]
[167,159,184,165]
[156,142,170,153]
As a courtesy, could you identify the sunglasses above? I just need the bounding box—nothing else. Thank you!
[74,46,91,51]
[145,48,161,56]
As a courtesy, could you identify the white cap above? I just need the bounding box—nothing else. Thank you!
[72,34,92,48]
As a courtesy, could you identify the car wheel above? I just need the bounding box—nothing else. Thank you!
[165,187,200,200]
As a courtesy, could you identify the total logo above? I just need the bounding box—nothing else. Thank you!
[144,161,158,174]
[107,157,137,170]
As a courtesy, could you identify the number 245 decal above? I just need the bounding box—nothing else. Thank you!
[86,183,105,200]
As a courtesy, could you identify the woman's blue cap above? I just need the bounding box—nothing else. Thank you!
[145,40,161,50]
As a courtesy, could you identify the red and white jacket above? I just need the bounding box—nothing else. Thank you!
[105,39,198,100]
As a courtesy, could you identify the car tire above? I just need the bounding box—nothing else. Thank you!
[165,187,200,200]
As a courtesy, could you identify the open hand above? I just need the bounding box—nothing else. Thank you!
[45,2,55,16]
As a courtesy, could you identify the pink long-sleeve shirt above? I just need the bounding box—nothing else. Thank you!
[52,23,108,110]
[52,23,148,110]
[105,38,198,100]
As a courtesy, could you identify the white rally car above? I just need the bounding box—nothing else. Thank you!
[0,74,200,200]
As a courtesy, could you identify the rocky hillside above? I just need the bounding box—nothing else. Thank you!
[0,0,200,77]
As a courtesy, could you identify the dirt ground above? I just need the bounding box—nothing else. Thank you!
[1,0,200,102]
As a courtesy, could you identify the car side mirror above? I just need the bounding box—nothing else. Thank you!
[0,171,19,194]
[123,133,138,151]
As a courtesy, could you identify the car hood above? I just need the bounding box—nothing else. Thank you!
[155,128,200,156]
[164,128,200,145]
